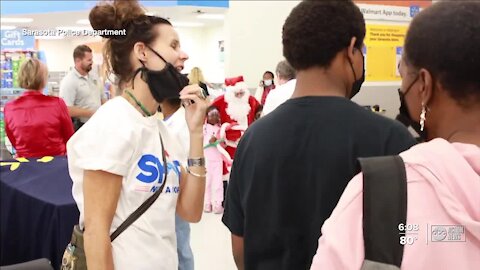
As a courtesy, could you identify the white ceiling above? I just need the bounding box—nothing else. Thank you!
[1,6,226,31]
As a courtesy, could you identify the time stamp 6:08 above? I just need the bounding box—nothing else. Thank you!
[397,223,466,245]
[398,223,420,245]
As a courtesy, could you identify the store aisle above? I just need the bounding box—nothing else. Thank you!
[191,212,237,270]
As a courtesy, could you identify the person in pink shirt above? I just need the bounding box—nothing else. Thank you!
[311,2,480,270]
[203,106,225,214]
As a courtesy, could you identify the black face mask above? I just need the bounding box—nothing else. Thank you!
[396,75,427,141]
[134,46,189,103]
[348,49,365,99]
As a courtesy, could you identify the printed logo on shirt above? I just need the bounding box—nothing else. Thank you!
[135,154,181,193]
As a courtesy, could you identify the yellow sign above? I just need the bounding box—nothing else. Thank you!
[364,24,408,82]
[0,156,54,171]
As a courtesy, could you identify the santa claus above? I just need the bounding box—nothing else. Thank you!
[211,76,260,171]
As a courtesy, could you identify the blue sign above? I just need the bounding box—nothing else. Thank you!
[1,1,97,15]
[396,47,403,55]
[396,47,403,77]
[1,1,227,15]
[178,0,228,8]
[1,30,35,51]
[410,5,420,18]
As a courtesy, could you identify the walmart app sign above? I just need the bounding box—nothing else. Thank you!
[137,154,181,185]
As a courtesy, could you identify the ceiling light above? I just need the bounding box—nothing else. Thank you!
[76,19,90,25]
[1,18,33,23]
[197,14,225,20]
[1,25,17,30]
[172,22,204,28]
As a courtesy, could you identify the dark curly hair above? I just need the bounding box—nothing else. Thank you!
[282,0,365,70]
[404,1,480,107]
[89,0,171,88]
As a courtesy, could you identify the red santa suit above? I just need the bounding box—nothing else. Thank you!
[211,76,260,175]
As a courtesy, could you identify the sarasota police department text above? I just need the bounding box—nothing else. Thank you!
[22,29,126,37]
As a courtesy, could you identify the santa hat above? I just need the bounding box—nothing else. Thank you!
[225,76,248,93]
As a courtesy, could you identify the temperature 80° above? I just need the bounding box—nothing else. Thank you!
[400,235,418,245]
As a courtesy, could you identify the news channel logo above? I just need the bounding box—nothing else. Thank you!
[431,225,466,242]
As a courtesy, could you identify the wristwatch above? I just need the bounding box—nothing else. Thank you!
[187,157,205,167]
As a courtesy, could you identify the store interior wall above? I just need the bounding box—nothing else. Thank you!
[224,0,301,88]
[35,2,411,119]
[37,39,76,72]
[352,85,401,119]
[176,26,225,82]
[223,1,408,118]
[36,25,224,83]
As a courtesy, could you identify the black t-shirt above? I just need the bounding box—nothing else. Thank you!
[222,96,417,270]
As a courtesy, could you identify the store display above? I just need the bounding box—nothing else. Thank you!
[47,71,68,97]
[1,51,39,103]
[0,112,4,145]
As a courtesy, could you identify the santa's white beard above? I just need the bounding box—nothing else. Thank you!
[225,90,251,127]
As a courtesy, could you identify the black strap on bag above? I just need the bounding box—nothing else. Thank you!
[358,155,407,269]
[109,135,168,241]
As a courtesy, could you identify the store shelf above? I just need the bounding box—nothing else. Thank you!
[0,88,26,108]
[47,71,67,97]
[1,88,24,93]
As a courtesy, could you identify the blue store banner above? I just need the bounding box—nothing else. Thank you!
[1,0,228,15]
[1,30,35,51]
[178,0,229,7]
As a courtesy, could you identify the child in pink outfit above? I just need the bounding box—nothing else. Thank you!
[203,107,224,214]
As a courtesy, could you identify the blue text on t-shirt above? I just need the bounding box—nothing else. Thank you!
[136,154,181,184]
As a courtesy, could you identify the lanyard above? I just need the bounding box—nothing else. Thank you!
[124,89,153,117]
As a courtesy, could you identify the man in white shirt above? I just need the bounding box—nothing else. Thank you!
[262,60,297,116]
[59,45,106,129]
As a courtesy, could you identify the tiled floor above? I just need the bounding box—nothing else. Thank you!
[191,212,237,270]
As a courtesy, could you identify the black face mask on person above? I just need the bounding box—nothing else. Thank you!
[347,48,365,99]
[396,75,427,141]
[134,45,189,103]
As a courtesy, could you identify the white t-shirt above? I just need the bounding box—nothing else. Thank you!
[67,97,185,270]
[262,79,296,116]
[163,106,190,154]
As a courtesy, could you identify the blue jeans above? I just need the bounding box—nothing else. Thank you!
[176,214,194,270]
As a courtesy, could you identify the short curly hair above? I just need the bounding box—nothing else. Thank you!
[283,0,365,70]
[404,1,480,106]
